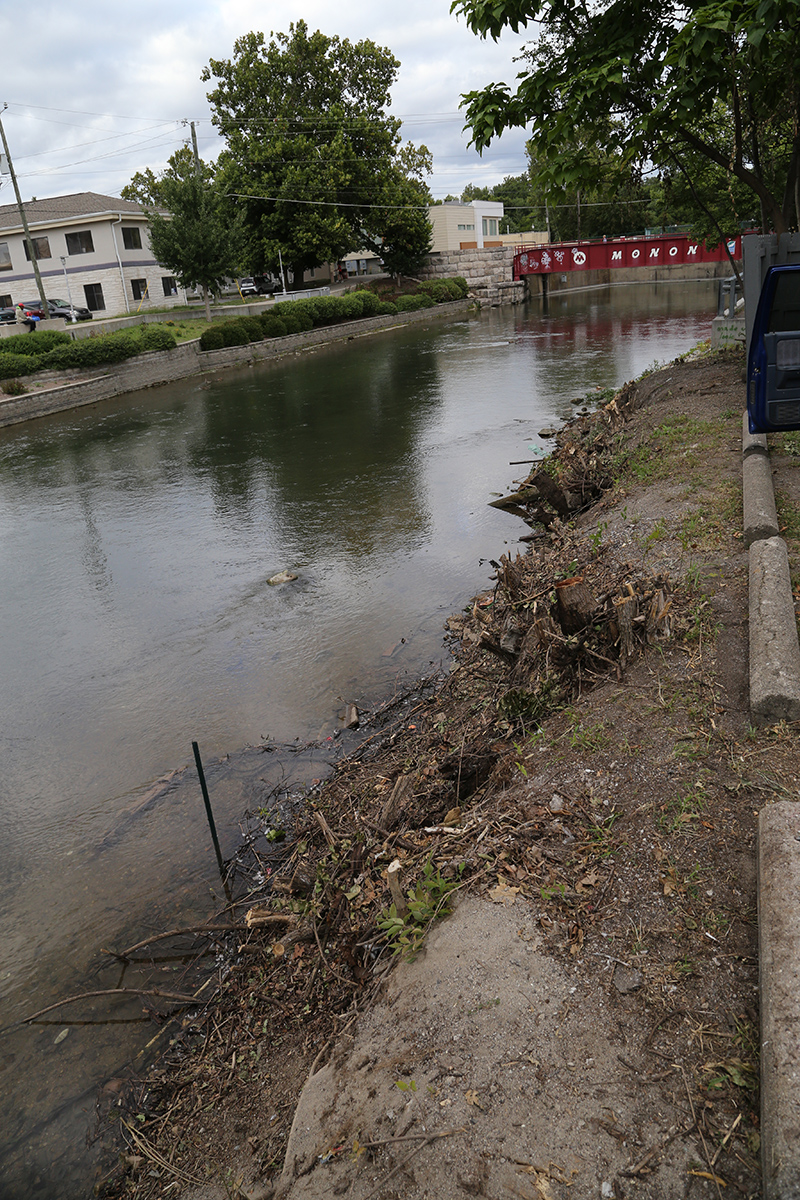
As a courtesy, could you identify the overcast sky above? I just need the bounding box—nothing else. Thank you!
[0,0,533,206]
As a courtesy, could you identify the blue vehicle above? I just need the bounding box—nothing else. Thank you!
[747,264,800,432]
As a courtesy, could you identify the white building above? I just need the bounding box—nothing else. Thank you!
[0,191,187,316]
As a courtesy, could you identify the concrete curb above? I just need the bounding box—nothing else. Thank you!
[749,537,800,724]
[742,411,800,727]
[743,450,780,546]
[743,412,800,1196]
[759,802,800,1199]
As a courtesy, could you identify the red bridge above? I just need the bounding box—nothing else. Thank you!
[512,233,742,280]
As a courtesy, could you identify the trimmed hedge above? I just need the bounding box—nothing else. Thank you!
[353,289,380,317]
[260,314,288,338]
[418,277,469,302]
[137,325,178,352]
[395,293,436,312]
[40,331,139,370]
[0,352,38,380]
[199,326,224,350]
[376,300,398,316]
[0,329,71,357]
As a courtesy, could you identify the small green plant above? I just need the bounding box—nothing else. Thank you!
[1,378,27,395]
[395,1078,417,1093]
[589,520,607,555]
[658,786,707,833]
[377,858,463,959]
[562,708,612,751]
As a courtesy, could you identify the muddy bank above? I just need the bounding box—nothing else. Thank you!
[92,345,776,1200]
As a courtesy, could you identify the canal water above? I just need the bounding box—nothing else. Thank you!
[0,281,720,1195]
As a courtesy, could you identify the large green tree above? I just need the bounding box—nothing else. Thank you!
[461,151,653,240]
[361,144,433,279]
[203,21,433,284]
[452,0,800,235]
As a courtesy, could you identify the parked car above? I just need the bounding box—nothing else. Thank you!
[238,275,279,297]
[0,307,17,324]
[19,298,92,321]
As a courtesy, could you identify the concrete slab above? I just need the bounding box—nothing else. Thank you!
[743,450,780,546]
[749,537,800,724]
[759,801,800,1199]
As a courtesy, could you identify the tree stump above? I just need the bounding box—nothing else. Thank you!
[555,575,597,634]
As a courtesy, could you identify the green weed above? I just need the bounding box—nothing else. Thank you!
[377,858,463,960]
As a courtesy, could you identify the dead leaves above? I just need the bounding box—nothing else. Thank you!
[488,876,521,905]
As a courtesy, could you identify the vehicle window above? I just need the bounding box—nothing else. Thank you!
[769,274,800,333]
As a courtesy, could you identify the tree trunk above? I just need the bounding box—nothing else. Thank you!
[202,285,211,322]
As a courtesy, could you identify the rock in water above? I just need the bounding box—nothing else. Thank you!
[268,570,298,586]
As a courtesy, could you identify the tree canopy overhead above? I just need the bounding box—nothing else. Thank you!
[452,0,800,235]
[203,21,432,282]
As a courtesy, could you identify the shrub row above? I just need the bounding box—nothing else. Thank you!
[197,281,467,352]
[0,325,178,380]
[0,329,71,358]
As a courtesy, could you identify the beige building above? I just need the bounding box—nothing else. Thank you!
[427,201,549,254]
[0,191,187,316]
[428,200,506,252]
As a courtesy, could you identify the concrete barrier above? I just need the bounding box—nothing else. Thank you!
[749,536,800,725]
[759,801,800,1198]
[743,449,780,546]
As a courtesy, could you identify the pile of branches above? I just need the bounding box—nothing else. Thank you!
[488,380,639,530]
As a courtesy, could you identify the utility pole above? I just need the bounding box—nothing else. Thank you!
[185,119,211,321]
[0,105,50,319]
[189,121,201,178]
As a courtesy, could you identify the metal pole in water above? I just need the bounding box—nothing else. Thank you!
[192,740,226,881]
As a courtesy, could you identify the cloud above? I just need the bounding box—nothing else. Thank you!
[0,0,533,201]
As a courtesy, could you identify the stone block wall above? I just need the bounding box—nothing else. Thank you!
[420,248,527,306]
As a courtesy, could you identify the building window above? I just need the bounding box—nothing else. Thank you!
[23,236,51,261]
[0,294,11,308]
[161,276,177,297]
[65,230,95,255]
[131,279,148,301]
[122,226,142,251]
[481,218,499,237]
[83,283,105,311]
[0,242,11,271]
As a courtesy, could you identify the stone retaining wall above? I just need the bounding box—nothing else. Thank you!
[420,248,526,306]
[0,300,473,429]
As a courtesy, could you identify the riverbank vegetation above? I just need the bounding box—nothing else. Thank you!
[197,280,469,350]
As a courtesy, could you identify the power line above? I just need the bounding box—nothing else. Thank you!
[226,191,430,211]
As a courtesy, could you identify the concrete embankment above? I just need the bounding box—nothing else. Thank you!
[0,299,473,429]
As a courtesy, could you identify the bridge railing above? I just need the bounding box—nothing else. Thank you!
[513,234,743,280]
